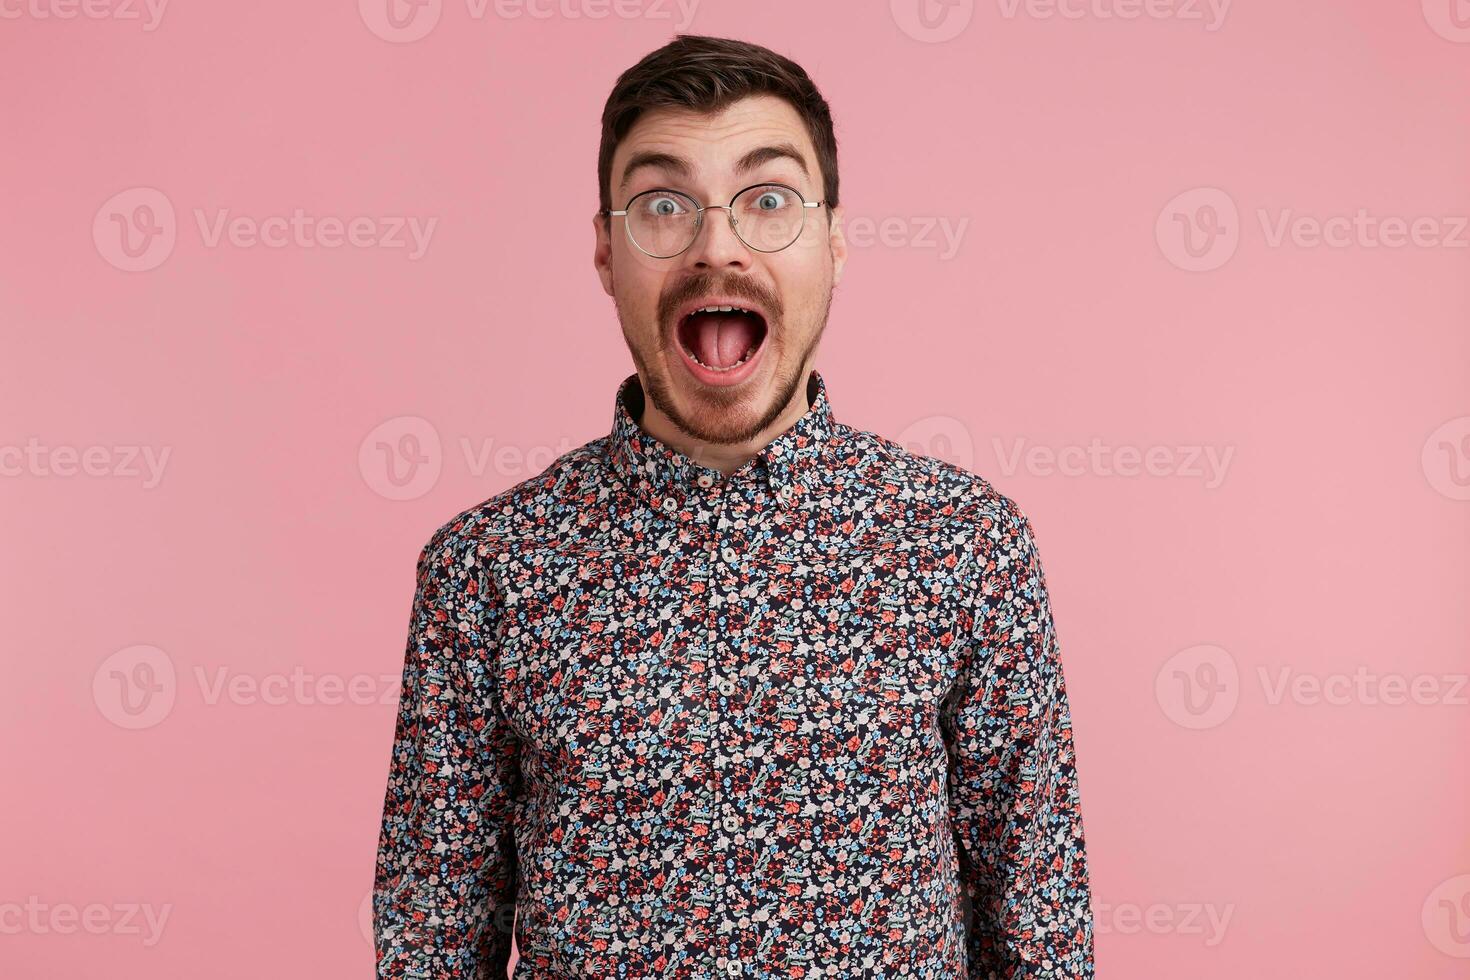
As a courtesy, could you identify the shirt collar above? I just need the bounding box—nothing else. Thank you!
[607,368,837,512]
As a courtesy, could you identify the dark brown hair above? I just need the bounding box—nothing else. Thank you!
[597,34,839,222]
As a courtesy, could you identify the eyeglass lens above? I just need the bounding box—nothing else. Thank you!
[625,184,810,257]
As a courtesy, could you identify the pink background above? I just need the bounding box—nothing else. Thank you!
[3,1,1468,977]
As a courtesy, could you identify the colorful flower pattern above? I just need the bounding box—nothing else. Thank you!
[374,370,1094,979]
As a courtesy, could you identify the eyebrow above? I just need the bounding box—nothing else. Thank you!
[617,142,812,193]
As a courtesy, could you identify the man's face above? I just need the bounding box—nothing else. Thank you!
[594,94,846,448]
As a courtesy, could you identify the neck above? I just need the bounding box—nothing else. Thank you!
[634,368,815,477]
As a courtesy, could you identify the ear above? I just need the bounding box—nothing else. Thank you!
[592,211,614,297]
[827,204,848,286]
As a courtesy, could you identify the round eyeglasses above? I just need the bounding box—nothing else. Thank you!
[601,182,827,258]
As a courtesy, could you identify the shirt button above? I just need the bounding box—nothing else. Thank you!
[662,496,678,512]
[697,473,714,488]
[721,546,738,564]
[716,676,736,696]
[725,961,744,977]
[722,814,740,832]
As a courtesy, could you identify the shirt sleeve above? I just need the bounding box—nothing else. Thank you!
[373,528,521,979]
[940,504,1095,979]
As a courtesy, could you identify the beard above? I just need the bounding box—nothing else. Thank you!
[615,272,831,449]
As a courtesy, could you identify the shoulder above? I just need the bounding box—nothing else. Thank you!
[413,435,613,574]
[833,421,1036,553]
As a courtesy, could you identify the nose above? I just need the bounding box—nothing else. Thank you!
[683,205,751,270]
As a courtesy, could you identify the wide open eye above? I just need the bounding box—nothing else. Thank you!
[732,185,808,251]
[622,189,701,258]
[635,192,692,219]
[743,186,795,214]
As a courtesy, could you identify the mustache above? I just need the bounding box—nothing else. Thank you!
[657,274,782,329]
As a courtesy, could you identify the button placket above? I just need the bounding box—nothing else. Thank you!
[710,485,756,968]
[677,482,721,968]
[700,483,736,968]
[719,493,765,977]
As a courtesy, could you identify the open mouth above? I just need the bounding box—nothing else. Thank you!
[675,304,769,373]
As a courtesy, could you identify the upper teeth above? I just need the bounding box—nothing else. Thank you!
[694,305,752,315]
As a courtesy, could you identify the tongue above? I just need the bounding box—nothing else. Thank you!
[689,312,758,369]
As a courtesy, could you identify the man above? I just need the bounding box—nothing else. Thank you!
[374,34,1094,980]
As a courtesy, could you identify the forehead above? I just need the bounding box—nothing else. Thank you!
[612,94,820,192]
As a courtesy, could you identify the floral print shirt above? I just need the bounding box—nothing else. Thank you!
[373,369,1095,979]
